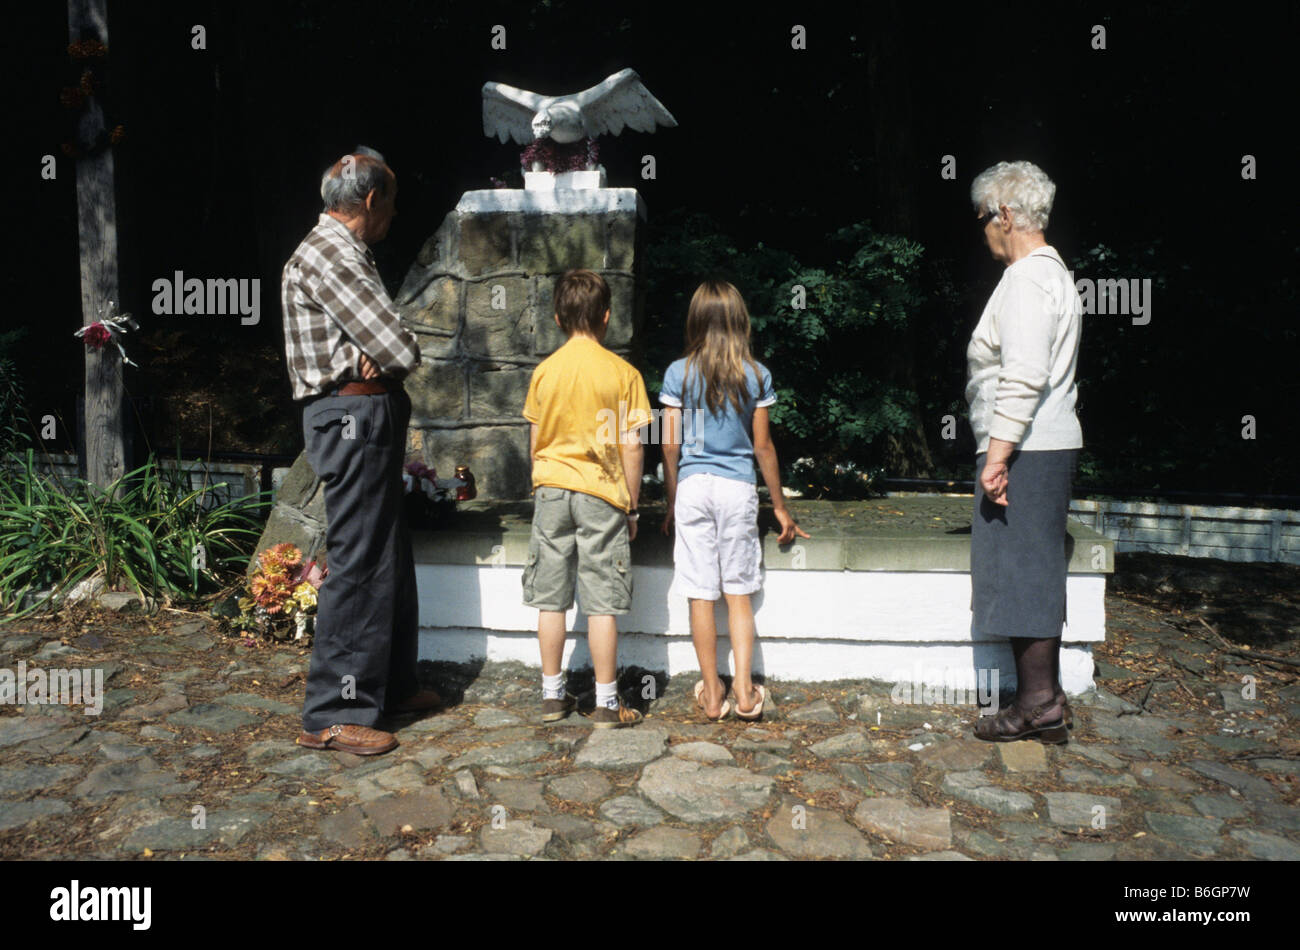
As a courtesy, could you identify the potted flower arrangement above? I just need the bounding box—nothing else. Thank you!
[403,460,475,528]
[235,543,326,641]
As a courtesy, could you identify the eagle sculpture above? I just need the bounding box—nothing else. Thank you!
[482,68,677,146]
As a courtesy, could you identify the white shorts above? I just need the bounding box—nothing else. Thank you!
[672,473,762,600]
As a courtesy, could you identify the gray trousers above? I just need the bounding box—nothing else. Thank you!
[300,387,419,731]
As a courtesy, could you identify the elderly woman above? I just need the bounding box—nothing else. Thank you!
[966,160,1083,744]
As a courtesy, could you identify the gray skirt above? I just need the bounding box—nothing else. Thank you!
[971,449,1078,640]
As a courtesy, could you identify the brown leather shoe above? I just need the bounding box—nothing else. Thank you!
[583,702,644,729]
[297,723,398,755]
[392,688,445,714]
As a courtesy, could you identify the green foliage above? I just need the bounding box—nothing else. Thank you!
[0,329,31,456]
[1069,237,1205,492]
[644,213,934,492]
[0,450,268,622]
[788,457,884,499]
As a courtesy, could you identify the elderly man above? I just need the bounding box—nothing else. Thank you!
[281,146,441,756]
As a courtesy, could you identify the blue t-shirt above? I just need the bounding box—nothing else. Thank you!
[659,357,776,484]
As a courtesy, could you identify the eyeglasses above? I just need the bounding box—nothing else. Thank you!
[977,210,997,227]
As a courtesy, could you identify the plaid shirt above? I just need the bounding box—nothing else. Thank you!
[281,214,422,400]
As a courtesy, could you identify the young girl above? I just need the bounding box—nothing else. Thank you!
[659,280,809,721]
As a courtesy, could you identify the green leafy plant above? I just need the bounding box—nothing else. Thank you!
[788,457,883,500]
[0,449,267,622]
[0,329,32,457]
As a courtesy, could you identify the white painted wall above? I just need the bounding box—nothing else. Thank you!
[414,563,1104,692]
[415,564,1105,643]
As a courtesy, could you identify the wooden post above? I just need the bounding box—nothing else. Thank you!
[69,0,126,493]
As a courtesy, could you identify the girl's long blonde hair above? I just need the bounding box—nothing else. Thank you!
[682,280,761,417]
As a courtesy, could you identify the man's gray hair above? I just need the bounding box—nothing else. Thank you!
[320,145,393,213]
[970,160,1056,232]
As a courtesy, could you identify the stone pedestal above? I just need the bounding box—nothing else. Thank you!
[245,452,326,579]
[395,187,647,500]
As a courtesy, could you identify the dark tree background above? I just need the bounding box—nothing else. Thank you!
[9,0,1299,496]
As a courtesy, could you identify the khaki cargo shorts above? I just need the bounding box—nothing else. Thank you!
[523,486,633,616]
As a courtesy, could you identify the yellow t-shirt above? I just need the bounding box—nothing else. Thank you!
[522,336,652,512]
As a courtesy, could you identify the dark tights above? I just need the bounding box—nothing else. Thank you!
[1010,636,1063,718]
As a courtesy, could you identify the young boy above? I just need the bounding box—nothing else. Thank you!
[521,269,652,727]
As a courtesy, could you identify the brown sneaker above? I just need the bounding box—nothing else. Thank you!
[541,693,577,722]
[297,723,398,755]
[584,702,644,729]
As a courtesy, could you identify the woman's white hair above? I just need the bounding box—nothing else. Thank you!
[970,160,1056,232]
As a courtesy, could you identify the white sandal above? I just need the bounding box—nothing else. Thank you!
[733,684,766,721]
[694,679,732,721]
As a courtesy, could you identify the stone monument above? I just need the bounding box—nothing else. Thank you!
[394,186,647,500]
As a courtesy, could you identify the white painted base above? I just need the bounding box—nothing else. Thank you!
[415,564,1102,693]
[456,186,645,219]
[524,167,607,190]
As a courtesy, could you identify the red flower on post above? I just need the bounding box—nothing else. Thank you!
[75,308,140,367]
[81,322,111,350]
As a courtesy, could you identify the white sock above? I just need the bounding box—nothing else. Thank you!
[542,672,565,700]
[595,680,619,710]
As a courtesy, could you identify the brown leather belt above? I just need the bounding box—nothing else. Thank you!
[331,379,391,396]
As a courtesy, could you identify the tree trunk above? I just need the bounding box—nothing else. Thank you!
[69,0,126,493]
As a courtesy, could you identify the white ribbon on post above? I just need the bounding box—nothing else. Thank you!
[74,303,140,368]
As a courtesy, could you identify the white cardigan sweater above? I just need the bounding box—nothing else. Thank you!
[965,246,1083,454]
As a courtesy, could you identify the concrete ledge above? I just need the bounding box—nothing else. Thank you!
[413,497,1115,574]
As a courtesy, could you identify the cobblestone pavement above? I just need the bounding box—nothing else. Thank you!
[1,583,1297,861]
